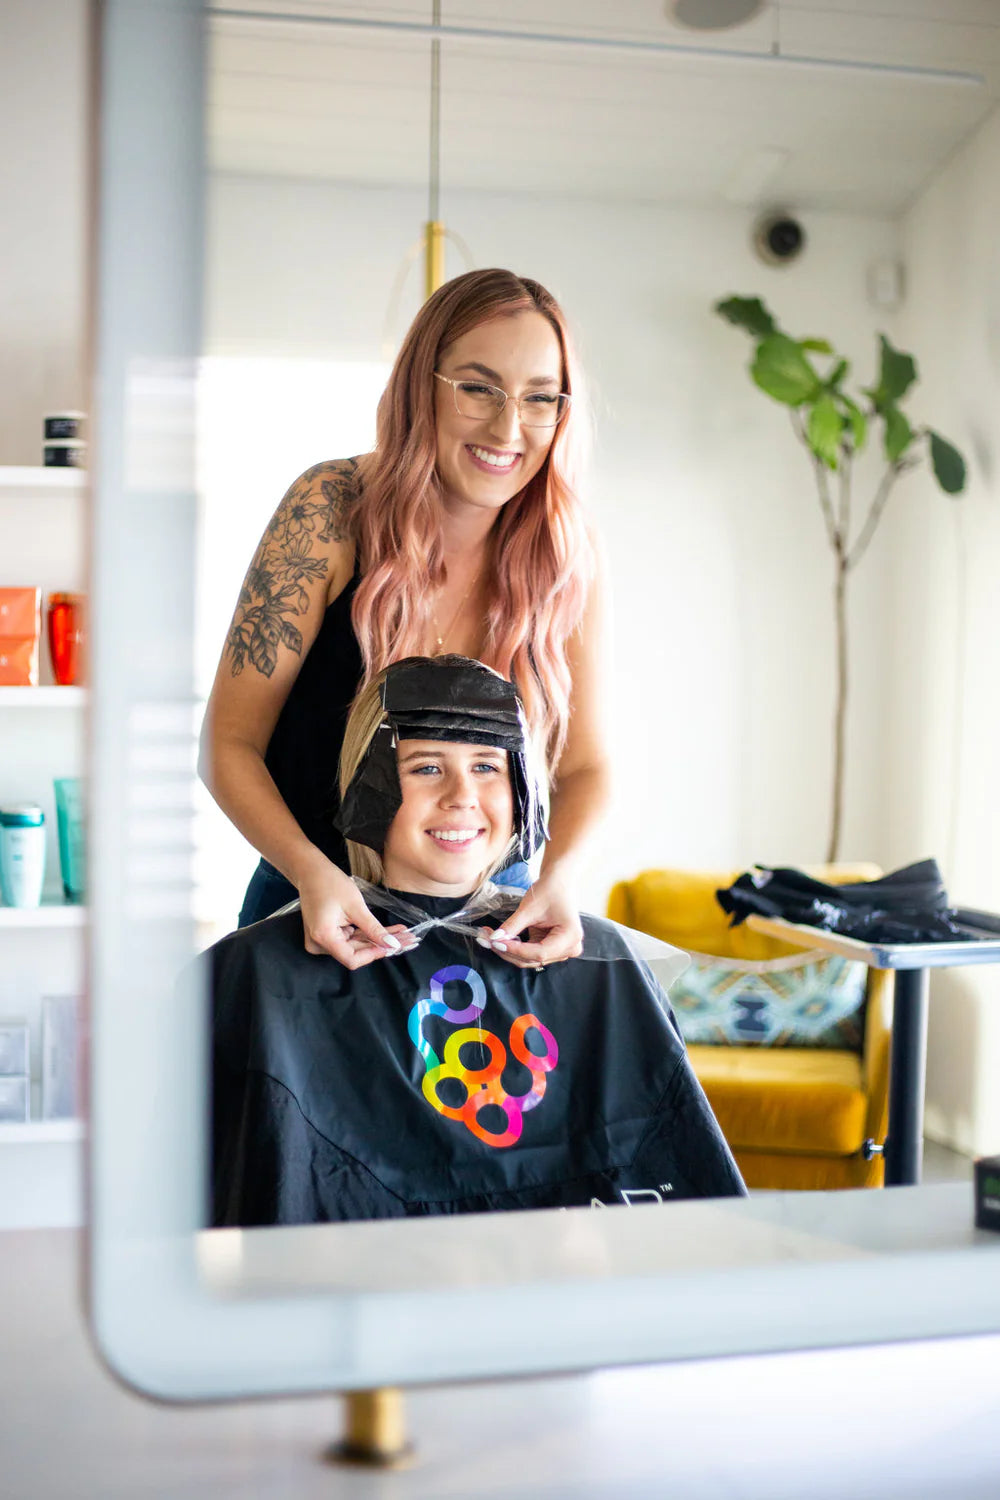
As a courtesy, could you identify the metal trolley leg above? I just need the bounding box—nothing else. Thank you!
[884,968,929,1187]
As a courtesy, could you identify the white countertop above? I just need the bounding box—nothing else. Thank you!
[5,1215,1000,1498]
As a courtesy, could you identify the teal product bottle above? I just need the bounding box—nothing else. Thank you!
[0,804,46,907]
[53,777,87,903]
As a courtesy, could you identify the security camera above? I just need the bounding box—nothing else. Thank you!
[752,213,806,266]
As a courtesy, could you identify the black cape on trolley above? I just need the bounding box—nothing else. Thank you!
[209,891,746,1227]
[717,858,972,945]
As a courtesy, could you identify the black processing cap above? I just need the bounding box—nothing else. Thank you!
[335,656,548,862]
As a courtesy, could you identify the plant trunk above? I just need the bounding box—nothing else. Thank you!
[827,558,849,863]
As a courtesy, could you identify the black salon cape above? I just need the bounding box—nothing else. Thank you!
[717,858,971,945]
[209,893,746,1227]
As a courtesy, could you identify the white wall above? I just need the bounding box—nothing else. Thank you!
[885,103,1000,1157]
[0,0,89,465]
[206,174,901,910]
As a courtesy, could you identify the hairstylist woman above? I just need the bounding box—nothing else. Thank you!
[198,268,608,970]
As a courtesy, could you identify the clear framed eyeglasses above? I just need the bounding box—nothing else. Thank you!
[434,372,571,428]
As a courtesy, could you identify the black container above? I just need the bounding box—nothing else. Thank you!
[974,1154,1000,1232]
[44,411,86,441]
[43,440,87,468]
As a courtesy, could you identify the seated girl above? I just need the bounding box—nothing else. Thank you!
[210,656,746,1226]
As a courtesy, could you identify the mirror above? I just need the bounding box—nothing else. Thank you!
[196,0,994,910]
[89,0,1000,1399]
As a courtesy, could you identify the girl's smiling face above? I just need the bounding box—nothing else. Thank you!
[381,739,515,896]
[433,309,564,518]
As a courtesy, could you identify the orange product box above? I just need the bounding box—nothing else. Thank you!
[0,587,41,640]
[0,588,41,685]
[0,637,39,685]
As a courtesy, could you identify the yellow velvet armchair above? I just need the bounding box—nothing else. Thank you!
[607,866,893,1190]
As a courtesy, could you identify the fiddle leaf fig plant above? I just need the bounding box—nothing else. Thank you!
[715,294,967,861]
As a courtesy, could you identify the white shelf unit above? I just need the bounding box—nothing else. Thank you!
[0,902,87,928]
[0,685,87,706]
[1,463,86,1228]
[0,465,86,490]
[0,1119,83,1145]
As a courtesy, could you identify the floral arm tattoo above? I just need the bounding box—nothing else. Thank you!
[225,459,357,678]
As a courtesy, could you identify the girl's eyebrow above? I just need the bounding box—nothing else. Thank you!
[397,746,506,766]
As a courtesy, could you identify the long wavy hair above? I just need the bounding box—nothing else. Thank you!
[353,268,593,769]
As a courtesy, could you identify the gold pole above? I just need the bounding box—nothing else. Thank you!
[424,219,446,299]
[324,1386,415,1468]
[423,1,445,300]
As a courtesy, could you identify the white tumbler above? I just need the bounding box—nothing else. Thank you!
[0,804,46,907]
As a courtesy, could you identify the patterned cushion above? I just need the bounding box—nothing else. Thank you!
[671,954,867,1052]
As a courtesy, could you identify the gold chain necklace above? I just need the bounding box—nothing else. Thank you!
[431,569,481,654]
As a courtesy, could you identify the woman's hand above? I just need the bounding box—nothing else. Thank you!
[333,920,416,966]
[297,857,416,968]
[479,873,584,970]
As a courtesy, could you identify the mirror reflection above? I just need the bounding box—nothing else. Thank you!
[190,2,997,1229]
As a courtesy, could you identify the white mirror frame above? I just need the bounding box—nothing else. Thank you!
[88,0,1000,1402]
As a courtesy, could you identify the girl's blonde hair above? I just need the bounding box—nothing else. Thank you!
[338,669,392,884]
[338,658,520,888]
[353,268,594,771]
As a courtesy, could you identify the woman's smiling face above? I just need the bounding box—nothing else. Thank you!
[381,739,515,896]
[433,309,564,517]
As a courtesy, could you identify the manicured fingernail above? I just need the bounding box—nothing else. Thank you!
[382,934,401,950]
[477,936,492,949]
[491,941,508,952]
[492,929,507,941]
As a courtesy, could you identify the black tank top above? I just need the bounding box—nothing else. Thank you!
[264,564,364,868]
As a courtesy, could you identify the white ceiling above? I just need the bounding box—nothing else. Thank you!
[208,1,1000,214]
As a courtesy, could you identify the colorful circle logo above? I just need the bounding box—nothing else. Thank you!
[407,965,558,1148]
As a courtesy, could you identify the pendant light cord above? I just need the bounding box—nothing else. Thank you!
[429,1,441,224]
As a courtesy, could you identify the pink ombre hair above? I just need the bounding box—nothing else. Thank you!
[353,268,593,768]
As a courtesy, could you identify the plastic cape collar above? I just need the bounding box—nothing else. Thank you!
[334,657,548,862]
[271,878,691,989]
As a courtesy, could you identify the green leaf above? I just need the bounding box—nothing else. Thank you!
[884,404,914,463]
[801,338,834,354]
[873,334,917,408]
[840,395,867,452]
[807,394,843,469]
[715,296,777,338]
[751,333,821,407]
[928,430,967,494]
[826,358,849,389]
